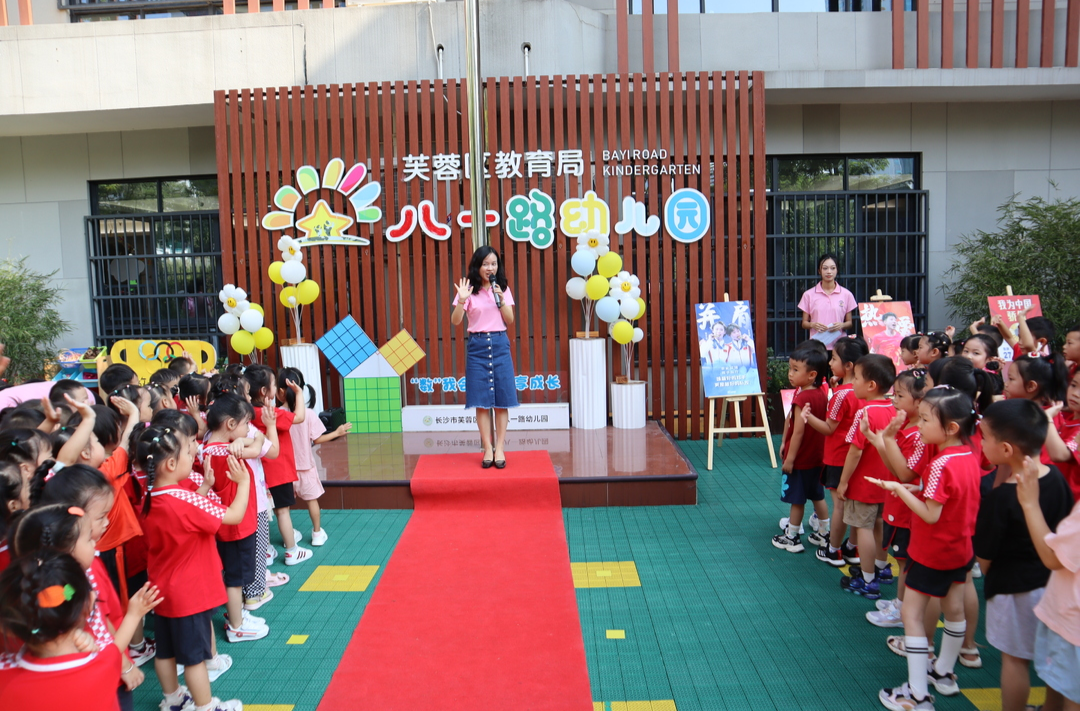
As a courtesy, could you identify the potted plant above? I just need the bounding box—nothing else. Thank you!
[0,258,71,383]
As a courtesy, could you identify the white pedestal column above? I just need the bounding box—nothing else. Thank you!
[280,343,326,415]
[569,337,607,429]
[611,381,647,429]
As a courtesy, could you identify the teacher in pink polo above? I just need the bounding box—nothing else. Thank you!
[797,254,855,349]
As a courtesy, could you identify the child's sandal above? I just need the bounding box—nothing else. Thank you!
[266,571,290,587]
[958,646,982,668]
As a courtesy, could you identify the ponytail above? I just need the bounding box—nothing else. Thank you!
[1013,353,1069,403]
[131,425,185,516]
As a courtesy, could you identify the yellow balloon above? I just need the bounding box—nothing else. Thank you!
[253,327,275,351]
[636,297,646,320]
[231,331,255,355]
[249,303,264,316]
[268,261,286,285]
[586,275,610,301]
[279,286,298,308]
[597,252,623,278]
[296,280,321,305]
[611,320,634,345]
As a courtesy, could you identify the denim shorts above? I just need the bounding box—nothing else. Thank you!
[465,331,519,410]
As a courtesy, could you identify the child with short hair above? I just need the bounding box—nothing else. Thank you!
[1014,451,1080,711]
[838,354,898,600]
[1063,323,1080,377]
[864,368,930,629]
[772,348,830,554]
[900,335,923,369]
[168,356,197,376]
[975,399,1074,711]
[98,365,139,404]
[803,336,868,564]
[871,388,982,711]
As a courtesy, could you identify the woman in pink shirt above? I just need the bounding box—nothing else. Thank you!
[451,247,519,469]
[798,254,856,349]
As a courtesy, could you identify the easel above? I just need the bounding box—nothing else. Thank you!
[870,289,893,303]
[705,293,777,471]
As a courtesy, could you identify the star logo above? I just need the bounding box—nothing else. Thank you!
[295,199,355,242]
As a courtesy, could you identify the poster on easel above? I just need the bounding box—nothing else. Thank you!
[859,301,915,370]
[988,294,1042,362]
[695,301,760,398]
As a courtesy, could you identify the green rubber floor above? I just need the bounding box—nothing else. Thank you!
[129,439,1014,711]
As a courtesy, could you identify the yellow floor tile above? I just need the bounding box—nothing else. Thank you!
[298,565,380,592]
[606,630,626,639]
[961,687,1046,711]
[243,706,295,711]
[285,635,308,645]
[571,561,641,588]
[600,702,676,711]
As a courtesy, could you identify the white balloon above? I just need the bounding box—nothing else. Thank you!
[632,327,644,343]
[565,277,588,301]
[217,312,240,335]
[620,298,640,320]
[239,309,264,333]
[595,296,621,323]
[626,286,641,300]
[281,260,307,284]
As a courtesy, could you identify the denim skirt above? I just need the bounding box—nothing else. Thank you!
[465,331,519,410]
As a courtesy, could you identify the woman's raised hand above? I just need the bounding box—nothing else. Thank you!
[455,278,473,302]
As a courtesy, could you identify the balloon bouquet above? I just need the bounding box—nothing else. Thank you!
[217,285,274,360]
[267,236,322,341]
[565,230,646,376]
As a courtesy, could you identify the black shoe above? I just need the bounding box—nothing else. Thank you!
[482,456,494,469]
[494,459,506,469]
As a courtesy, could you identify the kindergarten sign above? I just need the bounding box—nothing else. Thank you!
[695,301,760,398]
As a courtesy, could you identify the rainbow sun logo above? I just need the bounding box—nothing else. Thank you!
[261,159,382,247]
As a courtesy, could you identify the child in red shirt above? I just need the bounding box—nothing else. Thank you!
[772,347,830,554]
[869,388,982,711]
[838,354,898,600]
[804,336,869,565]
[0,552,159,711]
[137,423,251,711]
[246,366,312,567]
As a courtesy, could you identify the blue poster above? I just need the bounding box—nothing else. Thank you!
[695,301,760,398]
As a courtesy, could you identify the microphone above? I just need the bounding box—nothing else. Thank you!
[489,274,502,308]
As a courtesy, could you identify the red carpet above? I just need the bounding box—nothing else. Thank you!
[318,450,594,711]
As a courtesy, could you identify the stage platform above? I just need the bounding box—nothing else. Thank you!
[304,421,697,509]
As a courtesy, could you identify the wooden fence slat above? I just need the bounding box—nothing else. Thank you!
[991,0,1005,67]
[1017,0,1031,67]
[1041,0,1056,67]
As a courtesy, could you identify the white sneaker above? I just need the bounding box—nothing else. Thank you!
[266,545,277,565]
[310,528,328,547]
[876,597,900,612]
[129,638,157,667]
[206,654,233,683]
[204,698,243,711]
[241,609,267,628]
[778,517,805,535]
[243,589,273,611]
[159,685,194,711]
[226,616,269,643]
[285,546,313,566]
[866,602,904,628]
[293,530,303,544]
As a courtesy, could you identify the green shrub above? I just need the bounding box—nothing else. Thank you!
[942,193,1080,344]
[765,348,790,394]
[0,258,71,383]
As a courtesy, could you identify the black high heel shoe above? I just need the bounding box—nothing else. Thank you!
[494,457,506,469]
[482,454,495,469]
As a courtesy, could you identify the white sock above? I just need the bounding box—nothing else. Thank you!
[818,518,830,534]
[164,687,186,704]
[936,619,967,675]
[876,558,889,570]
[786,524,800,537]
[829,545,839,553]
[862,570,876,584]
[905,636,930,699]
[286,546,297,553]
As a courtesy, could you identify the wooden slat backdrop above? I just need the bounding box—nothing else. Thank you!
[213,72,767,440]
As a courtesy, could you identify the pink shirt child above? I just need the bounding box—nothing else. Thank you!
[452,287,515,333]
[798,282,856,345]
[1035,499,1080,646]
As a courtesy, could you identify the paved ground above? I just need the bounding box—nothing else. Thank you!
[133,438,1021,711]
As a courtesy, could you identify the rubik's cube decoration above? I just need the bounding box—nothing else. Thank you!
[316,318,425,433]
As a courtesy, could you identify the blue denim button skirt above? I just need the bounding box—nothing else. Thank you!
[465,331,519,410]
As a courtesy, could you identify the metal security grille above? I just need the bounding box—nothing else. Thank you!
[765,190,929,358]
[84,212,224,347]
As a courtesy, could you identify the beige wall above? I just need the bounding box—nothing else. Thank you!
[0,127,216,349]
